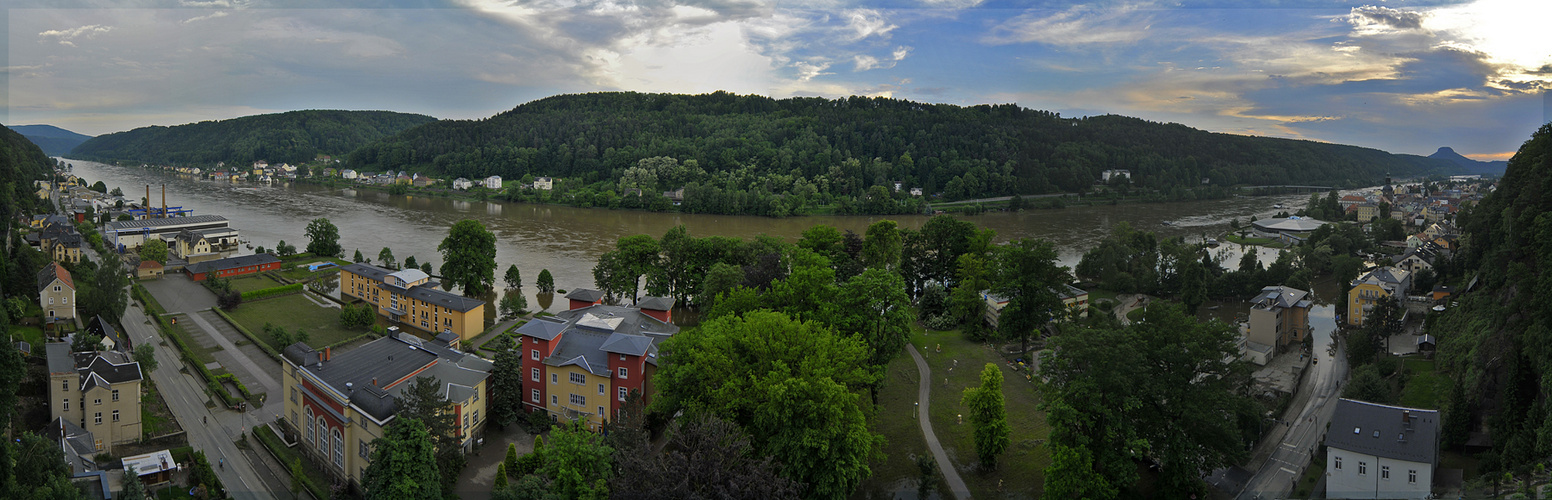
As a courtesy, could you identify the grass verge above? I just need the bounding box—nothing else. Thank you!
[1400,358,1444,409]
[226,275,285,294]
[224,293,361,352]
[857,347,934,497]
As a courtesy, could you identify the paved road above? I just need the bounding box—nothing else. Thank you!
[1236,335,1349,499]
[906,345,972,500]
[121,295,281,499]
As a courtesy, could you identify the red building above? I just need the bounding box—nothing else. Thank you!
[184,254,281,281]
[515,290,676,426]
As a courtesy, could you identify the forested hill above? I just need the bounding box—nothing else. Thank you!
[0,125,55,220]
[1436,123,1552,473]
[348,91,1458,198]
[70,110,437,166]
[12,124,91,157]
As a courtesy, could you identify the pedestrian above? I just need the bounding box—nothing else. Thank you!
[219,458,224,469]
[203,416,208,425]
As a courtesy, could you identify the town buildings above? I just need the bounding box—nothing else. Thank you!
[183,254,282,281]
[1325,399,1438,499]
[47,343,143,455]
[1348,267,1412,327]
[452,178,474,190]
[1243,286,1312,365]
[105,214,233,250]
[339,263,486,340]
[515,292,678,429]
[483,176,503,190]
[39,262,77,322]
[981,284,1090,329]
[280,331,491,487]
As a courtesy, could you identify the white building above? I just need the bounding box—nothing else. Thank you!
[533,177,554,190]
[483,175,503,190]
[452,178,474,190]
[1101,169,1131,182]
[341,169,358,180]
[1325,399,1438,500]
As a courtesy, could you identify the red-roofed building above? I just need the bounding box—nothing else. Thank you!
[38,262,76,321]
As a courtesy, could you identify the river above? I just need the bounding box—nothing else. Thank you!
[63,158,1324,315]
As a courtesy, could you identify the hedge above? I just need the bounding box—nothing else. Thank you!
[241,283,303,301]
[254,424,329,500]
[211,308,280,362]
[325,331,380,350]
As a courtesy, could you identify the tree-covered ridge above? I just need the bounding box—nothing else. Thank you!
[70,110,437,166]
[1434,123,1552,471]
[1,125,55,221]
[349,91,1458,200]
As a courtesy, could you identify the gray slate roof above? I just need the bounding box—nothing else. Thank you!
[285,332,492,422]
[521,304,680,375]
[636,296,675,311]
[47,417,96,474]
[184,253,280,275]
[1325,399,1439,465]
[38,262,74,292]
[1252,286,1311,311]
[85,315,125,352]
[564,289,606,303]
[106,214,228,231]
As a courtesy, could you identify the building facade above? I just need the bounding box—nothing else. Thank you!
[483,176,503,189]
[1348,267,1412,327]
[47,343,143,455]
[1247,286,1312,354]
[106,214,231,250]
[39,262,77,321]
[183,254,282,281]
[515,293,677,429]
[280,332,491,487]
[1325,399,1438,499]
[339,263,485,340]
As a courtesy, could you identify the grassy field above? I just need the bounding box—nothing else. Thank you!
[857,348,934,499]
[226,274,285,293]
[909,324,1051,498]
[224,294,360,351]
[10,325,45,349]
[1400,358,1444,409]
[279,257,350,281]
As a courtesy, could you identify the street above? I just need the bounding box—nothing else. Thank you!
[1236,322,1350,499]
[120,293,282,499]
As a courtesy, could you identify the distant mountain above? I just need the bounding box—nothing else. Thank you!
[349,91,1463,200]
[12,124,92,157]
[1,125,57,219]
[70,110,438,166]
[1428,147,1507,176]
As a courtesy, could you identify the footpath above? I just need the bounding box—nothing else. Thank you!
[906,345,972,500]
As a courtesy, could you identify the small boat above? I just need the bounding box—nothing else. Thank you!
[1205,238,1220,247]
[1161,221,1174,226]
[1273,203,1286,209]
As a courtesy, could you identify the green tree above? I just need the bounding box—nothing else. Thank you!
[305,218,342,258]
[536,269,555,293]
[504,265,522,289]
[81,254,130,323]
[1043,443,1117,500]
[611,414,802,500]
[290,458,306,499]
[503,443,519,479]
[353,248,366,263]
[121,464,146,500]
[379,247,397,270]
[398,376,465,495]
[614,234,661,303]
[439,219,498,295]
[861,219,901,270]
[962,363,1010,469]
[363,418,442,500]
[404,255,419,270]
[539,419,614,499]
[827,268,912,368]
[1342,364,1394,404]
[132,344,158,373]
[0,340,25,430]
[490,336,525,426]
[493,462,509,490]
[949,253,992,329]
[500,291,528,319]
[276,240,297,257]
[71,333,103,352]
[138,239,168,263]
[993,238,1068,353]
[421,262,433,274]
[652,311,881,500]
[697,262,745,307]
[90,181,107,193]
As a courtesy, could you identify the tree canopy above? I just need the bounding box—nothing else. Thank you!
[306,218,342,258]
[71,110,436,166]
[438,219,498,295]
[363,417,442,500]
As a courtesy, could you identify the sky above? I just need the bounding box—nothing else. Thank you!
[5,0,1550,160]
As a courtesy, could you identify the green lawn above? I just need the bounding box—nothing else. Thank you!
[165,315,221,365]
[279,258,350,281]
[10,325,45,349]
[224,294,361,351]
[226,274,284,294]
[1400,358,1444,409]
[858,347,935,497]
[909,324,1051,498]
[477,321,527,353]
[1223,233,1282,247]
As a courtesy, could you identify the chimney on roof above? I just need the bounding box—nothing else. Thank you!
[372,378,377,387]
[346,382,353,391]
[325,346,331,361]
[161,184,166,218]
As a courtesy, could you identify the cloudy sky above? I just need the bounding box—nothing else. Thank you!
[6,0,1550,159]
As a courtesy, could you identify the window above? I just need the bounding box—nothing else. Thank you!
[1358,462,1367,476]
[569,372,586,384]
[598,383,605,395]
[360,439,370,459]
[531,389,539,402]
[1381,465,1389,480]
[1409,469,1417,483]
[569,394,586,406]
[618,367,627,379]
[292,387,299,403]
[551,395,557,405]
[94,412,102,424]
[305,409,315,445]
[618,387,627,401]
[474,391,479,403]
[531,368,540,382]
[63,400,69,411]
[1334,456,1341,470]
[598,406,604,417]
[473,410,479,423]
[464,414,470,430]
[551,373,557,384]
[292,411,298,426]
[113,389,119,402]
[333,430,344,469]
[94,439,102,451]
[49,297,54,305]
[532,349,539,361]
[94,398,101,406]
[112,410,120,422]
[319,422,329,455]
[62,380,68,391]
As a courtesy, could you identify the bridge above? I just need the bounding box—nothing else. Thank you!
[1239,185,1337,194]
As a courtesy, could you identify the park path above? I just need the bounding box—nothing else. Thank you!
[907,344,972,500]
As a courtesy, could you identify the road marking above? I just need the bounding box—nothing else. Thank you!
[1280,467,1297,474]
[1281,443,1297,449]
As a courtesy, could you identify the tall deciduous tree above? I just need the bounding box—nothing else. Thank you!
[861,219,901,270]
[961,363,1010,469]
[439,219,498,295]
[363,418,442,500]
[0,340,25,431]
[993,238,1068,353]
[305,218,342,258]
[398,376,465,496]
[490,336,524,426]
[652,311,881,500]
[611,414,802,500]
[132,344,157,374]
[137,239,168,263]
[379,247,397,270]
[827,268,912,368]
[404,255,419,271]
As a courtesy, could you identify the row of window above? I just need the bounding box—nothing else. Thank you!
[1333,456,1418,483]
[303,407,347,470]
[89,410,120,424]
[528,349,631,379]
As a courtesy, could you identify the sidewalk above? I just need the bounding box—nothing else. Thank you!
[906,344,971,500]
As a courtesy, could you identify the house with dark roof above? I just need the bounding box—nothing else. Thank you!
[183,253,281,281]
[105,214,231,249]
[47,343,143,455]
[1245,286,1312,363]
[515,290,679,429]
[38,262,77,322]
[1325,399,1439,499]
[85,315,128,352]
[339,263,487,341]
[280,330,492,487]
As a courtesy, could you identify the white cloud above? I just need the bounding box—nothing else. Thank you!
[182,11,229,24]
[38,24,113,46]
[853,45,911,71]
[842,9,895,41]
[984,3,1153,46]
